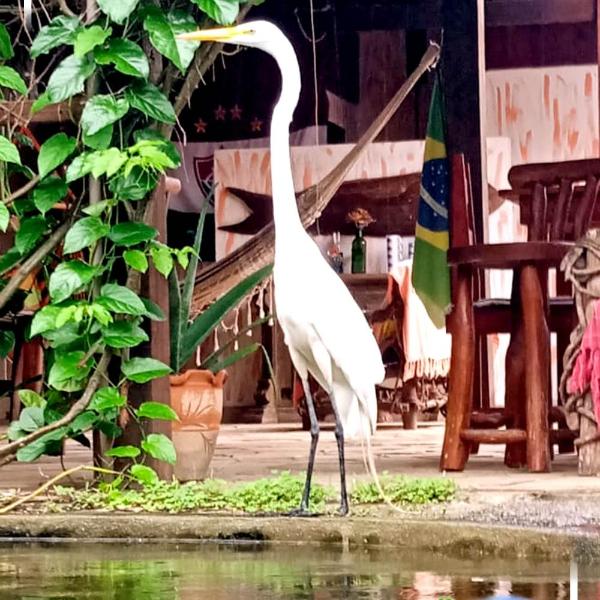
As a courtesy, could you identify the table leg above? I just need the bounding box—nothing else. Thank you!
[520,264,551,473]
[505,269,527,468]
[440,266,475,471]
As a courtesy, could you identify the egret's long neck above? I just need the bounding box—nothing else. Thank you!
[268,38,304,255]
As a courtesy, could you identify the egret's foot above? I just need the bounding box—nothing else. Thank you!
[337,501,349,517]
[285,507,320,518]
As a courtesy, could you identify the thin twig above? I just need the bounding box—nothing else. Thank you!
[0,218,71,315]
[3,175,40,206]
[0,465,120,514]
[0,351,111,461]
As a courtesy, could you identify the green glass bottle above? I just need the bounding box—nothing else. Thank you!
[351,227,366,273]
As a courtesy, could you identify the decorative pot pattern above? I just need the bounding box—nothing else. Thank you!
[170,369,227,481]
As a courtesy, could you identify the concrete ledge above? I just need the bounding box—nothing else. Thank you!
[0,514,597,561]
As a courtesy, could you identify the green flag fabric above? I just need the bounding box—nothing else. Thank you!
[411,77,451,329]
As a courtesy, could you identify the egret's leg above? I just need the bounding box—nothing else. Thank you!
[298,378,319,513]
[329,394,349,516]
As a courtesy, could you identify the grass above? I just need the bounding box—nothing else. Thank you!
[50,471,457,515]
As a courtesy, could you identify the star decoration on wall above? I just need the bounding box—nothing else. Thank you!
[250,117,263,133]
[194,118,207,134]
[214,105,227,121]
[230,104,243,120]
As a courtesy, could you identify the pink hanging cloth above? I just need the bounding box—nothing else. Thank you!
[568,300,600,431]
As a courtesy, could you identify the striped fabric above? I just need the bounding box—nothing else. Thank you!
[411,77,451,329]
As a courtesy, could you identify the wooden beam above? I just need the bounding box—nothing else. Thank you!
[442,0,488,242]
[0,98,84,125]
[336,0,593,31]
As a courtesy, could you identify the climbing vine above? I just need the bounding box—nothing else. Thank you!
[0,0,263,480]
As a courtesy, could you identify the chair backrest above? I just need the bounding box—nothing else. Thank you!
[508,159,600,242]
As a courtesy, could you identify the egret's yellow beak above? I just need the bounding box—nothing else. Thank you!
[176,24,252,43]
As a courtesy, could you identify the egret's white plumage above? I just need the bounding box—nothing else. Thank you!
[179,20,385,514]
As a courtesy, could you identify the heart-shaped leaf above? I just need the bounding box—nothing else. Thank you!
[74,25,111,57]
[94,39,149,79]
[102,320,148,348]
[130,464,159,485]
[81,95,129,136]
[123,249,148,273]
[90,386,126,411]
[48,260,97,303]
[106,445,141,458]
[30,16,80,58]
[38,133,77,179]
[0,66,27,95]
[137,401,178,421]
[63,216,110,254]
[15,216,47,254]
[46,54,95,103]
[97,283,146,315]
[33,177,68,215]
[192,0,240,25]
[97,0,141,24]
[109,222,157,246]
[141,433,176,464]
[121,357,171,383]
[48,350,92,392]
[0,135,21,165]
[0,23,14,59]
[125,81,176,124]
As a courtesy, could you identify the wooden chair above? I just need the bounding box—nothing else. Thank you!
[441,156,599,473]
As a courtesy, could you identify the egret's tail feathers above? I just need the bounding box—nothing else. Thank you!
[335,385,377,441]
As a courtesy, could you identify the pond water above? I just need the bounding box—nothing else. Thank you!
[0,541,598,599]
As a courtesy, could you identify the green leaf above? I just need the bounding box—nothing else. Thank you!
[48,351,92,392]
[0,330,15,358]
[150,243,173,278]
[63,216,110,254]
[83,124,113,150]
[124,249,148,273]
[46,54,95,104]
[70,411,97,433]
[81,94,129,136]
[108,167,158,201]
[30,16,80,58]
[18,390,45,408]
[130,464,159,485]
[0,135,21,165]
[192,0,240,25]
[133,129,180,167]
[0,66,27,95]
[94,39,149,79]
[65,153,92,182]
[97,0,141,24]
[18,407,45,432]
[178,264,273,371]
[143,8,199,73]
[0,23,14,60]
[33,177,68,215]
[97,283,146,315]
[141,433,176,464]
[74,25,111,58]
[83,198,114,217]
[102,320,148,348]
[125,81,176,124]
[48,260,97,303]
[90,386,126,411]
[16,429,68,462]
[0,203,9,233]
[15,216,47,254]
[137,402,178,421]
[106,445,141,458]
[204,342,260,373]
[0,248,21,275]
[122,357,171,383]
[31,93,52,114]
[109,222,157,246]
[38,133,77,179]
[142,298,165,321]
[30,305,61,337]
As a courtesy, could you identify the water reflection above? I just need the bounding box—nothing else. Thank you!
[0,541,597,599]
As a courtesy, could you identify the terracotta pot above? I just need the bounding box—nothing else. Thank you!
[170,369,227,481]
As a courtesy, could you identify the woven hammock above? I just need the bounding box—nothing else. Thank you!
[192,43,441,312]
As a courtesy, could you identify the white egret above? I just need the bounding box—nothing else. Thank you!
[178,21,385,515]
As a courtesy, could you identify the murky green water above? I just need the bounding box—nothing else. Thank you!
[0,541,598,599]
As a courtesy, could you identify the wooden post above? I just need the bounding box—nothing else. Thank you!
[442,0,488,243]
[117,182,173,480]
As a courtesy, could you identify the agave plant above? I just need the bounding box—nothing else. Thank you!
[168,201,272,374]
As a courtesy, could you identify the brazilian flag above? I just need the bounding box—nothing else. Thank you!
[411,76,451,329]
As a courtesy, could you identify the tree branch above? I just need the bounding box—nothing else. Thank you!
[3,175,40,206]
[0,351,111,461]
[0,218,71,314]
